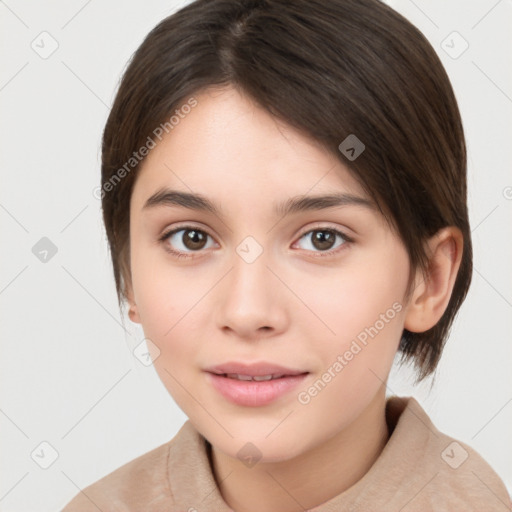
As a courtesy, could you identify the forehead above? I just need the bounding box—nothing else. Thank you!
[131,86,369,211]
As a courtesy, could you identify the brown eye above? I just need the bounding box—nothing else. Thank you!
[182,229,208,250]
[161,227,215,254]
[296,228,349,253]
[311,230,337,250]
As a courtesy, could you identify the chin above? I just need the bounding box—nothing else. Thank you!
[206,422,314,464]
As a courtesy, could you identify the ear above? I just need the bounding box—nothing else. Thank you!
[125,280,142,324]
[404,226,463,333]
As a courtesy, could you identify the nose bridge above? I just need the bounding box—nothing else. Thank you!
[229,238,273,308]
[215,236,286,335]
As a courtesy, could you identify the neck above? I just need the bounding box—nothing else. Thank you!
[210,386,390,512]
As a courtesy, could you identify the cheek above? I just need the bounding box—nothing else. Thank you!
[298,254,407,402]
[131,232,198,324]
[130,241,204,359]
[293,268,405,432]
[302,261,405,348]
[131,255,207,410]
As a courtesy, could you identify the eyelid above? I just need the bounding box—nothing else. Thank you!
[295,222,354,240]
[159,222,216,241]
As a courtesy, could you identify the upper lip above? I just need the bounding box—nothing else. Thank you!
[205,361,308,377]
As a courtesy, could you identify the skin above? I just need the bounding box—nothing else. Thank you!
[125,86,463,512]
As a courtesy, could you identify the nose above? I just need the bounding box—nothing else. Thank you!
[214,247,289,340]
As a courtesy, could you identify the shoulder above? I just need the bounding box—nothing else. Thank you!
[60,433,177,512]
[61,420,228,512]
[390,397,512,511]
[421,434,511,511]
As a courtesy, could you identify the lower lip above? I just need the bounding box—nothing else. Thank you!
[206,372,309,407]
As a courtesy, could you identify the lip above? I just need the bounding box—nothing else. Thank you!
[205,361,307,377]
[204,361,309,407]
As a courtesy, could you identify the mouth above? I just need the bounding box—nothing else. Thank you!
[210,372,294,381]
[204,361,309,407]
[205,361,308,377]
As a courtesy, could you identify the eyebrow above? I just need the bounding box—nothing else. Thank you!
[142,188,375,217]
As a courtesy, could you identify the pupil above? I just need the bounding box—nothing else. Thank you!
[313,230,335,250]
[184,230,206,250]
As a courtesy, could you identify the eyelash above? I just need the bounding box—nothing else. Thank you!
[158,225,353,260]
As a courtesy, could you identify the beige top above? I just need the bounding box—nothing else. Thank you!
[61,396,511,511]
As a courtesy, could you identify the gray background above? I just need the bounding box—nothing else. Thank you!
[0,0,511,510]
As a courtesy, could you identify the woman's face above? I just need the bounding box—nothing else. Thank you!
[128,86,412,462]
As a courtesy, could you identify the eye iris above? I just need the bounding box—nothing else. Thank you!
[183,229,207,250]
[312,230,336,250]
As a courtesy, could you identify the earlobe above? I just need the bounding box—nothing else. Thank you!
[128,304,141,323]
[125,284,142,324]
[403,227,463,333]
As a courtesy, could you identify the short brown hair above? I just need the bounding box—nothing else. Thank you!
[100,0,472,382]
